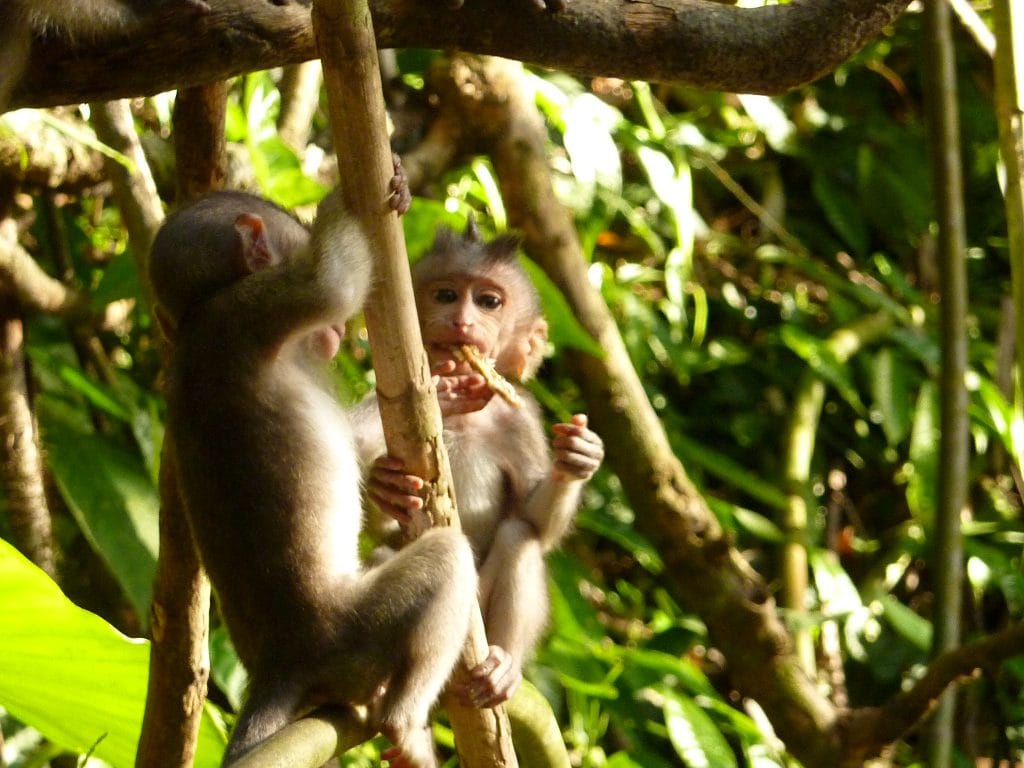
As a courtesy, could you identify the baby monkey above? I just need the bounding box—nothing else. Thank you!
[354,219,604,708]
[149,167,476,768]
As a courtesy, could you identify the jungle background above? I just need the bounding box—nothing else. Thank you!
[1,2,1021,767]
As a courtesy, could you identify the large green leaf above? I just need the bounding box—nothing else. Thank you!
[0,539,226,767]
[37,396,159,622]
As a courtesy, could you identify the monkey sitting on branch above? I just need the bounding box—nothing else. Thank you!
[148,169,477,768]
[353,218,604,709]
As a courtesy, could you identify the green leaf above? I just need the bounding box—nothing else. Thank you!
[0,539,226,767]
[780,326,866,415]
[521,257,604,358]
[811,171,869,256]
[879,595,932,652]
[38,396,159,621]
[810,550,864,615]
[906,381,939,529]
[563,93,623,196]
[871,347,914,446]
[576,506,664,574]
[661,689,738,768]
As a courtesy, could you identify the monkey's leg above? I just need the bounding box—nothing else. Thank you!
[473,517,549,705]
[353,528,476,765]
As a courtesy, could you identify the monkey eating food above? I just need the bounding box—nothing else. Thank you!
[149,169,475,767]
[354,218,604,709]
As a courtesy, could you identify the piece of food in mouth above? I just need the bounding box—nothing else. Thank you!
[453,344,522,408]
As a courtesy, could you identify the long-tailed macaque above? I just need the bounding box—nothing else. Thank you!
[149,172,476,767]
[354,220,604,708]
[0,0,209,113]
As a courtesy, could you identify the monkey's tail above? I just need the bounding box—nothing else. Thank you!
[221,677,306,766]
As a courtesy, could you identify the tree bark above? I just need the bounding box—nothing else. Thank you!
[9,0,911,111]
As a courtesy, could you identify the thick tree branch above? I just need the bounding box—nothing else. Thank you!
[9,0,910,111]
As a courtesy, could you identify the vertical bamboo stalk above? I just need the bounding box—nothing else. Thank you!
[310,2,518,765]
[922,1,968,764]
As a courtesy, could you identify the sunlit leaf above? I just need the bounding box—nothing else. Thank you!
[810,550,864,615]
[780,326,867,414]
[906,381,939,529]
[563,93,623,195]
[0,539,227,768]
[661,690,738,768]
[879,595,932,652]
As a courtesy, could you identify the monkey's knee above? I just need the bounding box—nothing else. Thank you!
[417,527,477,583]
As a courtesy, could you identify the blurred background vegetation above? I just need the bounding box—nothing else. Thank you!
[1,3,1020,767]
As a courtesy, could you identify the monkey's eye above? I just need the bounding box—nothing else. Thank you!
[433,288,458,304]
[475,292,503,311]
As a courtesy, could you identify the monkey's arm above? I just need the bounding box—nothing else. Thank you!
[521,414,603,550]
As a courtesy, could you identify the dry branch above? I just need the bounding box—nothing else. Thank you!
[9,0,911,110]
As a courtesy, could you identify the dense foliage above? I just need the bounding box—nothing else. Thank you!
[0,6,1017,767]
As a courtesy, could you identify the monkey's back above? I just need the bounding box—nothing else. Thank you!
[168,332,363,669]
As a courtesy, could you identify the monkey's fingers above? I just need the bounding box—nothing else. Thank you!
[367,464,425,521]
[387,153,412,215]
[460,646,520,708]
[552,428,604,480]
[552,425,605,459]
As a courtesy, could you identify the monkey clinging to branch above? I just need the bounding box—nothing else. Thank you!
[353,219,604,708]
[149,169,476,768]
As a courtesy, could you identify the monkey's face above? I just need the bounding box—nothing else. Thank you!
[417,273,510,372]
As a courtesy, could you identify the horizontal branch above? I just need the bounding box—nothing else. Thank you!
[10,0,912,110]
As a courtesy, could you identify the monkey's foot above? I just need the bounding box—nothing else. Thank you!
[457,645,522,709]
[380,723,438,768]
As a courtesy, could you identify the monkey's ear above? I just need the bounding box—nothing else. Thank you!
[519,318,549,380]
[464,214,483,243]
[234,213,278,273]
